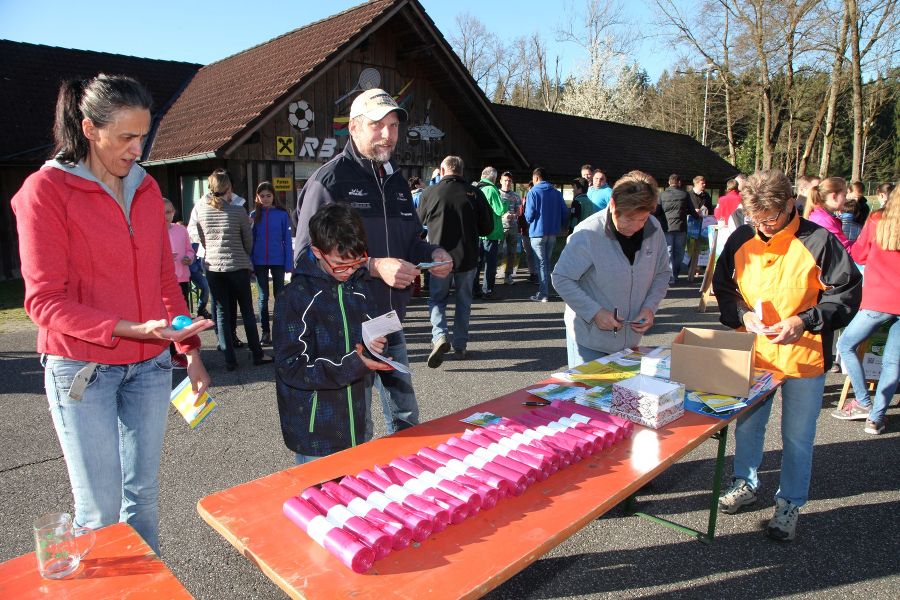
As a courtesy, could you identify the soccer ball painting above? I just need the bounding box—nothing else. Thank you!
[288,100,314,131]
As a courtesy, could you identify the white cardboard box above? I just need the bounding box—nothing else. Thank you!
[611,374,685,429]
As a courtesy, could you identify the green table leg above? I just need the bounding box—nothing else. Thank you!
[628,424,730,544]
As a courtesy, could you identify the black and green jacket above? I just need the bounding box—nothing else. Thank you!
[274,246,375,456]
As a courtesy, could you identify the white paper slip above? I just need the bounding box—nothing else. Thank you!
[361,311,410,374]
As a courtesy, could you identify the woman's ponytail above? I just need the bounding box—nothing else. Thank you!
[52,79,90,164]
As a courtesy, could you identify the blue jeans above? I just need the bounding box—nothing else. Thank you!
[524,234,538,279]
[837,309,899,423]
[43,350,173,555]
[207,269,263,365]
[529,236,556,299]
[732,374,826,507]
[254,265,286,336]
[477,239,500,293]
[189,263,210,314]
[565,329,608,369]
[665,231,687,279]
[429,269,476,351]
[366,330,419,436]
[295,453,321,465]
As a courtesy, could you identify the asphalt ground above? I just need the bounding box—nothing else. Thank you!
[1,274,898,599]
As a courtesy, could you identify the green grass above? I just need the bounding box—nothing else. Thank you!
[0,278,30,329]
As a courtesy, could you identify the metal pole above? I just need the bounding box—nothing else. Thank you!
[702,68,711,146]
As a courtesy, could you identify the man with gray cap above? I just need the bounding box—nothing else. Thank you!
[294,88,453,436]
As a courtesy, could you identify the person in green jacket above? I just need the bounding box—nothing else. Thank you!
[474,166,508,299]
[569,177,595,234]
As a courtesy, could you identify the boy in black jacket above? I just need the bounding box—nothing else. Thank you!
[274,204,391,464]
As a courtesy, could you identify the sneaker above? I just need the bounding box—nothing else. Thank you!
[197,308,212,320]
[529,294,547,302]
[830,399,870,421]
[454,348,469,360]
[428,336,450,368]
[864,418,885,435]
[252,355,274,366]
[482,291,493,300]
[260,332,272,346]
[504,276,513,285]
[718,478,757,514]
[766,497,799,542]
[171,353,189,369]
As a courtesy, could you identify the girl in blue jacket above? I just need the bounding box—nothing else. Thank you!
[251,181,294,345]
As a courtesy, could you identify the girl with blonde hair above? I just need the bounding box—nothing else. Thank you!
[833,187,900,434]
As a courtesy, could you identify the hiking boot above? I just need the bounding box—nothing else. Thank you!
[428,336,450,368]
[830,399,870,421]
[766,497,799,542]
[718,478,757,514]
[864,418,885,435]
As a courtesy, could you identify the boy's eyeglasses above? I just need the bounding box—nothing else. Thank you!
[318,252,368,274]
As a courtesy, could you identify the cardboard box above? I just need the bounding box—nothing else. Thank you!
[611,375,685,429]
[670,328,755,397]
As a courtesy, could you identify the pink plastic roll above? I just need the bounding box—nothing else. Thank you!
[474,427,560,474]
[498,417,585,461]
[513,411,597,455]
[301,486,392,560]
[486,424,572,468]
[461,428,553,478]
[550,400,634,437]
[446,436,538,484]
[283,496,375,573]
[436,442,528,496]
[390,456,483,514]
[375,464,469,524]
[320,481,412,551]
[535,406,615,448]
[417,447,512,498]
[356,469,450,533]
[408,454,500,510]
[338,476,433,542]
[517,410,604,453]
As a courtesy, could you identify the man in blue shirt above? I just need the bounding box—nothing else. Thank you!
[525,168,568,302]
[587,169,612,211]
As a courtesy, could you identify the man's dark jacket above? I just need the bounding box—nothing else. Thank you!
[417,175,492,272]
[293,140,435,319]
[660,186,693,233]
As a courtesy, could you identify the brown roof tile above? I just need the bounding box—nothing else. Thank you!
[148,0,400,161]
[0,40,199,162]
[492,104,739,185]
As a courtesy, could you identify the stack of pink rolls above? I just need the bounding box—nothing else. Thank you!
[282,402,632,572]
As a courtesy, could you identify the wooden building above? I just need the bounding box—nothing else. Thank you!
[143,0,528,219]
[1,0,739,278]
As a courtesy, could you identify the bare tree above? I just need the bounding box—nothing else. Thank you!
[448,12,500,94]
[725,0,819,169]
[845,0,897,180]
[818,2,851,177]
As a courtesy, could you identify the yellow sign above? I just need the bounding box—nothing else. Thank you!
[272,177,293,192]
[276,136,294,156]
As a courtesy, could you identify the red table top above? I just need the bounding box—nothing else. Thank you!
[198,386,725,599]
[0,522,192,599]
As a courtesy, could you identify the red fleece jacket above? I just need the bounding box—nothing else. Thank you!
[12,166,199,364]
[851,211,900,315]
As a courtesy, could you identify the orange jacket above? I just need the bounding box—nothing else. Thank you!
[713,211,861,378]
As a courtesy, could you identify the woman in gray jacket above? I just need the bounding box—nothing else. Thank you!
[552,170,672,367]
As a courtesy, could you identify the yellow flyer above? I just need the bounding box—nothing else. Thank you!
[170,376,216,429]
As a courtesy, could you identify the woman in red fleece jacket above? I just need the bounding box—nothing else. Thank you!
[832,187,900,434]
[11,75,212,555]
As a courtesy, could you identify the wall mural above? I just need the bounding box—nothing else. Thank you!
[407,99,444,143]
[288,100,314,131]
[334,68,381,105]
